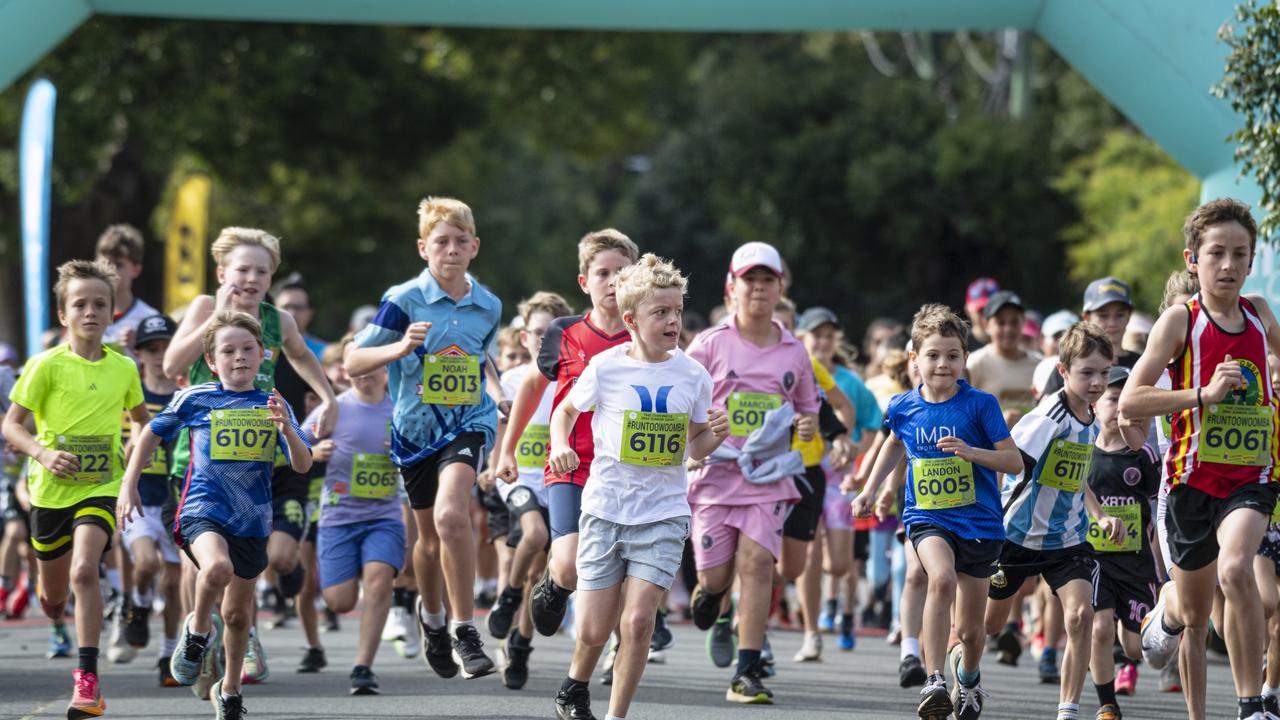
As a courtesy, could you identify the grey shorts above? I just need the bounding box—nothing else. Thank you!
[576,514,690,591]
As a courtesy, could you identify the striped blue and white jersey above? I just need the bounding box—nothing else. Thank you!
[1002,390,1098,551]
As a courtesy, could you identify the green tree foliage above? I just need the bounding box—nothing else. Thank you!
[1216,0,1280,238]
[1055,130,1200,314]
[0,21,1131,344]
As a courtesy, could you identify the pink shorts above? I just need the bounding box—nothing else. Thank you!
[691,500,788,571]
[822,481,854,531]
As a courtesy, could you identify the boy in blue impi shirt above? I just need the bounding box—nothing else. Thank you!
[854,304,1023,720]
[118,310,312,719]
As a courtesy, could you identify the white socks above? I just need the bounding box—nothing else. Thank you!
[901,637,921,660]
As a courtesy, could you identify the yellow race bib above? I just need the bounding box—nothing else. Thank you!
[55,434,114,484]
[141,445,169,476]
[727,392,782,437]
[422,355,481,406]
[1040,439,1092,493]
[516,424,550,469]
[621,411,688,467]
[1088,503,1142,553]
[1200,403,1271,466]
[210,408,276,462]
[350,453,398,500]
[911,456,976,510]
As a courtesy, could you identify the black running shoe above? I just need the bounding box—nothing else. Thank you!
[690,584,725,631]
[416,598,459,679]
[297,646,327,673]
[531,570,570,637]
[325,609,340,633]
[725,664,774,704]
[651,609,674,652]
[501,633,532,690]
[898,654,927,688]
[349,665,379,695]
[995,626,1022,667]
[917,674,952,720]
[555,680,597,720]
[451,624,496,679]
[487,586,524,639]
[124,603,151,648]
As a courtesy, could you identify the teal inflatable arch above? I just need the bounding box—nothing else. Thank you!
[1,0,1273,294]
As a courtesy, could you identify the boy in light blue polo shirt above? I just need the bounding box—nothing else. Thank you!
[345,196,502,680]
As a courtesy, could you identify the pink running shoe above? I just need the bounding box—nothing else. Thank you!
[67,669,106,719]
[1115,663,1138,696]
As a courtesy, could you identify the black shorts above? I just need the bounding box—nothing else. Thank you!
[783,466,827,542]
[505,486,550,551]
[162,475,182,540]
[853,528,870,562]
[29,497,116,561]
[1092,561,1159,634]
[400,432,486,510]
[177,517,269,580]
[305,501,318,544]
[271,494,309,542]
[1166,483,1279,572]
[487,507,511,541]
[1,480,28,525]
[908,523,1001,579]
[988,541,1097,600]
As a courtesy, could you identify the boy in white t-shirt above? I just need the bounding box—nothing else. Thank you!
[548,254,729,720]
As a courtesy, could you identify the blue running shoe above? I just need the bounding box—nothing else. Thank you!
[48,623,72,659]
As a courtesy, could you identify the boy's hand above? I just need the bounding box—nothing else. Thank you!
[312,400,337,439]
[495,452,519,484]
[839,471,865,496]
[116,488,143,528]
[936,436,975,461]
[829,435,854,470]
[267,390,291,430]
[398,322,431,359]
[477,469,496,492]
[497,400,512,420]
[215,282,244,312]
[38,448,79,479]
[851,490,875,518]
[795,414,818,442]
[874,487,896,521]
[1098,513,1126,545]
[1205,354,1245,404]
[707,408,730,442]
[548,444,580,475]
[312,439,336,463]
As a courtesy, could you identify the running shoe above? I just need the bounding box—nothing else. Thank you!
[382,605,408,642]
[124,602,151,648]
[349,665,379,695]
[818,603,836,633]
[793,632,822,662]
[170,613,216,686]
[242,633,270,682]
[531,570,570,637]
[107,612,137,664]
[157,656,180,687]
[689,584,725,631]
[500,632,532,690]
[995,625,1022,667]
[416,598,459,678]
[209,677,245,720]
[48,624,72,659]
[1038,647,1061,685]
[297,646,326,673]
[707,610,736,668]
[600,635,618,685]
[1115,662,1137,695]
[1095,703,1121,720]
[451,623,496,678]
[917,673,951,720]
[838,613,856,651]
[7,582,30,619]
[1158,662,1181,693]
[650,608,675,655]
[66,668,105,719]
[1140,587,1182,671]
[555,680,597,719]
[191,614,226,701]
[726,664,774,704]
[899,654,927,688]
[487,585,524,639]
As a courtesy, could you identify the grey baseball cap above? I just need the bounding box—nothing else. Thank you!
[1108,365,1131,387]
[796,306,840,334]
[981,290,1024,320]
[1083,277,1133,313]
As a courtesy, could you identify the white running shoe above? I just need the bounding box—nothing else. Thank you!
[383,606,408,642]
[107,614,137,664]
[792,632,822,662]
[1140,584,1182,670]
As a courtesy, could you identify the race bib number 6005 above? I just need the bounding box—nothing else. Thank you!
[911,456,976,510]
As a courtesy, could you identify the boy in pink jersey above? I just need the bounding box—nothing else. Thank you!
[1122,198,1280,720]
[685,241,820,705]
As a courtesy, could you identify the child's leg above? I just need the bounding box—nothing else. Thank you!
[1268,604,1280,690]
[1256,553,1279,622]
[954,573,990,677]
[1055,578,1094,705]
[1089,608,1117,686]
[1216,508,1270,701]
[900,542,926,652]
[322,577,360,615]
[219,575,257,696]
[1118,624,1142,664]
[410,507,444,617]
[735,536,775,655]
[1044,585,1064,653]
[188,534,236,635]
[518,551,548,639]
[35,552,72,618]
[298,539,322,649]
[574,584,623,673]
[129,536,162,603]
[511,509,549,595]
[913,537,958,676]
[180,555,198,617]
[68,524,110,649]
[610,579,666,718]
[161,561,182,649]
[796,526,824,636]
[355,562,395,668]
[435,462,479,623]
[1171,560,1218,720]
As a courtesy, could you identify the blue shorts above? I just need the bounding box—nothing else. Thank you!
[316,517,405,590]
[548,483,584,542]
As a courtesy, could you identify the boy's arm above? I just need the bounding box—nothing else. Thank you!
[852,431,906,514]
[495,369,552,481]
[1083,484,1125,544]
[687,408,730,461]
[344,321,430,379]
[938,436,1023,476]
[268,390,313,474]
[546,398,583,475]
[124,402,151,466]
[163,294,216,378]
[118,425,165,527]
[1,403,73,478]
[1120,305,1200,418]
